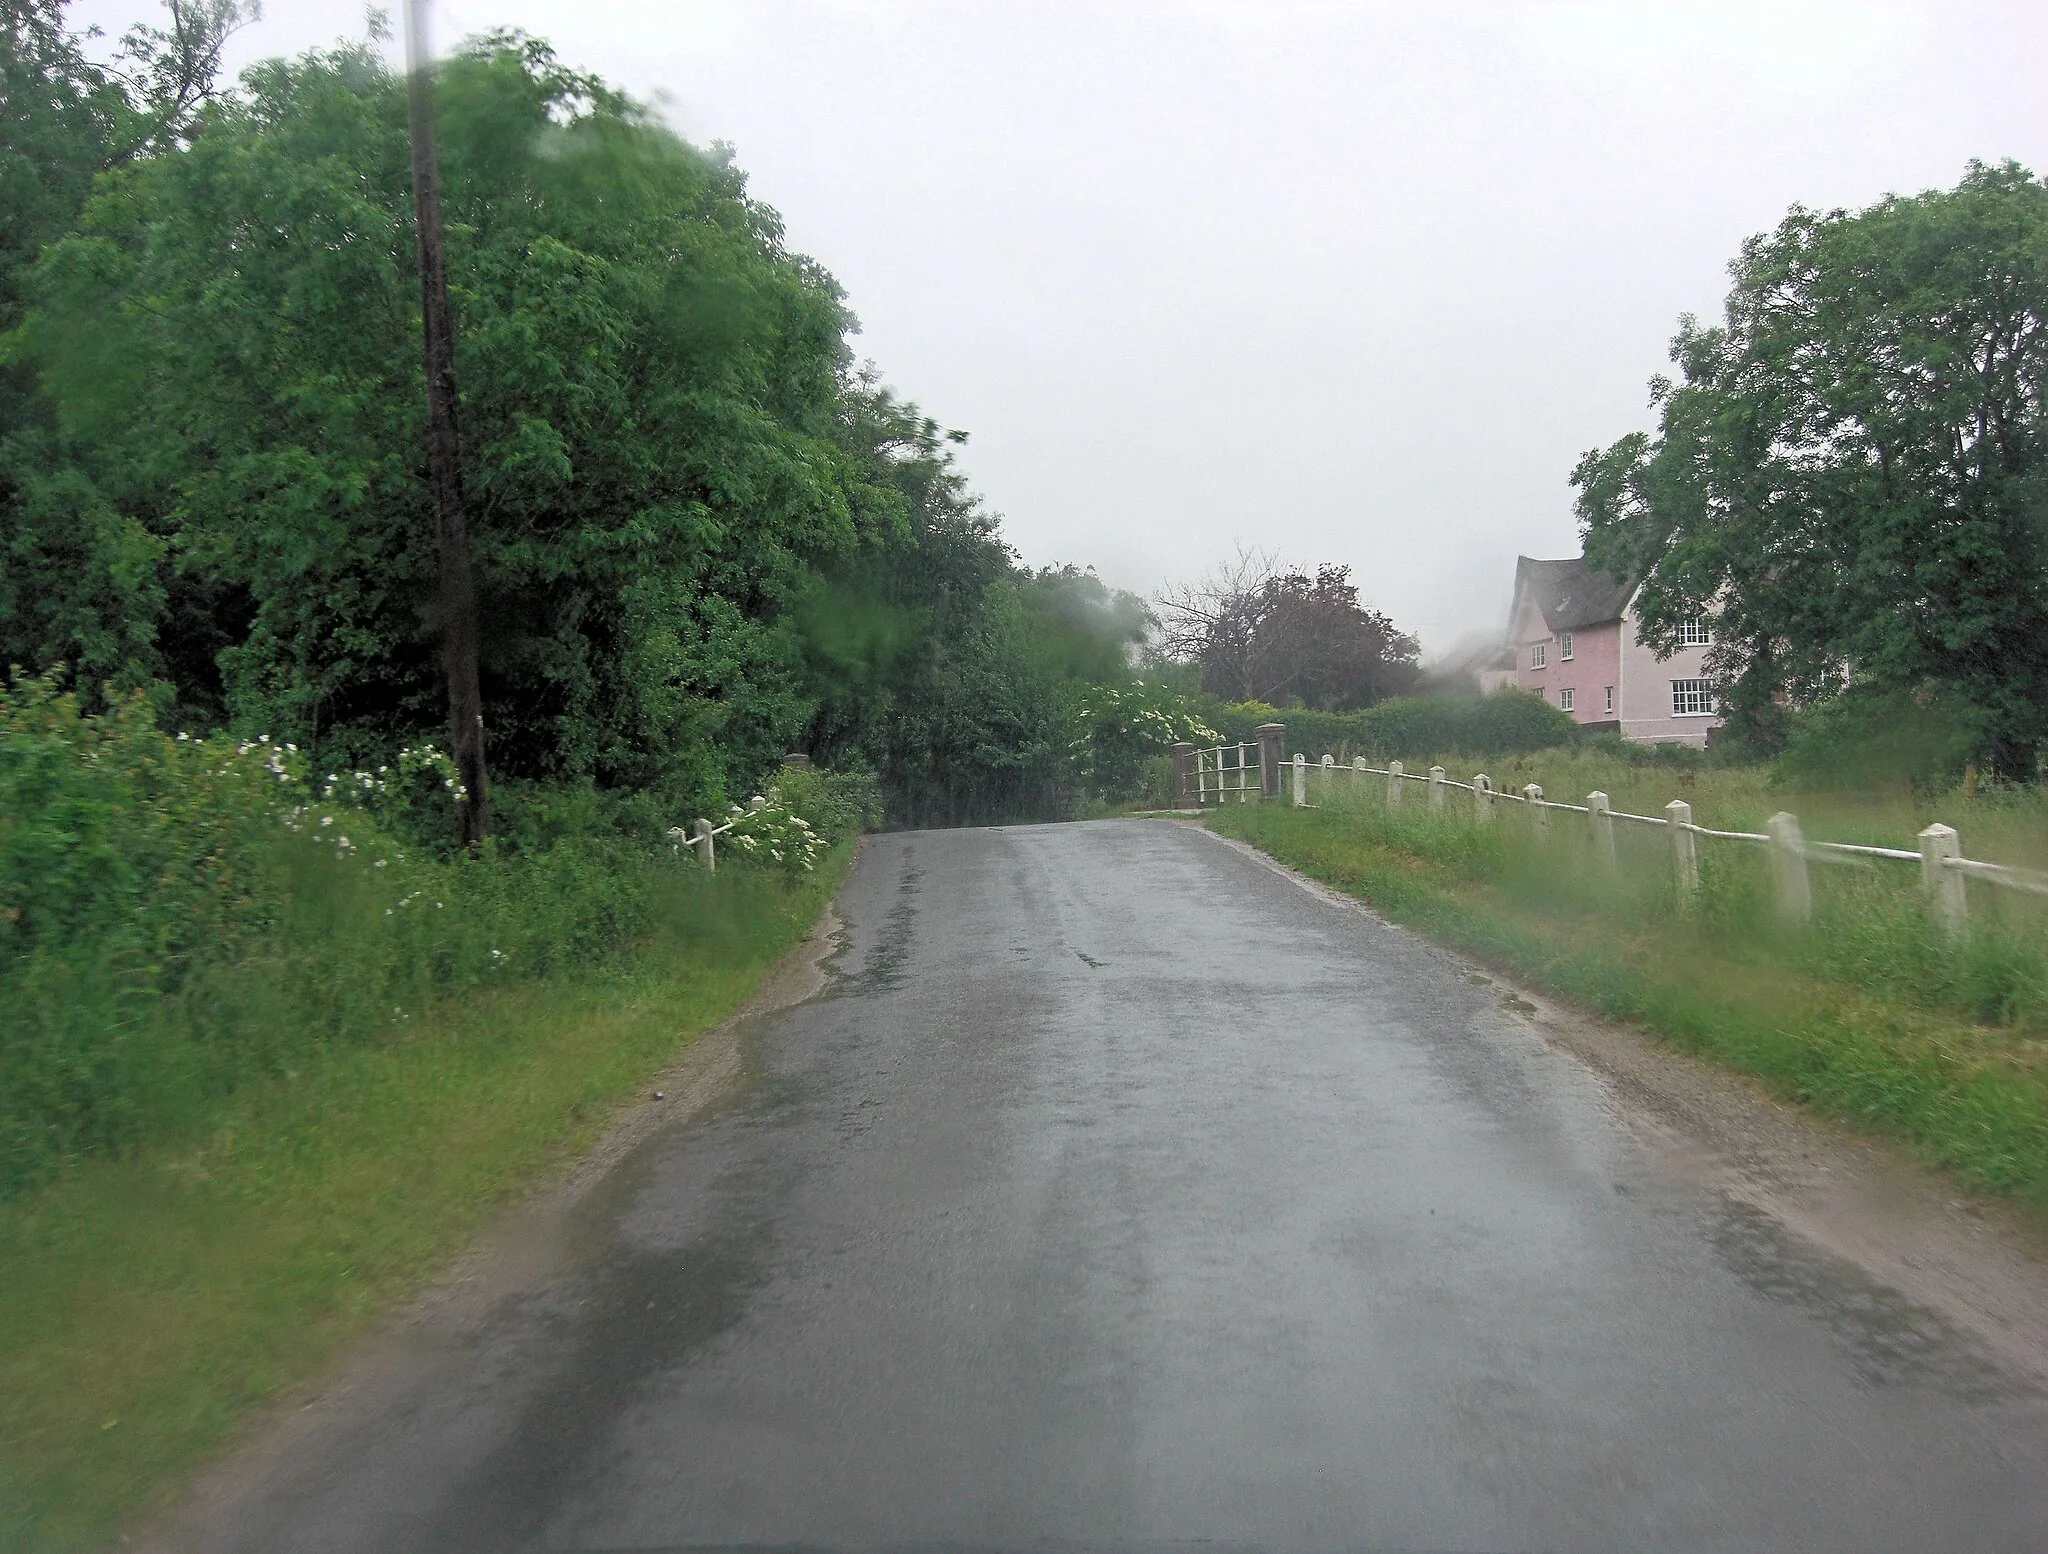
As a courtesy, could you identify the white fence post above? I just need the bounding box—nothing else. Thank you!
[1525,783,1545,828]
[1666,798,1698,905]
[1473,773,1493,822]
[1387,759,1403,808]
[1352,755,1369,776]
[1768,811,1811,922]
[1919,822,1967,937]
[1292,752,1307,807]
[1429,765,1446,811]
[1588,791,1616,867]
[693,817,716,872]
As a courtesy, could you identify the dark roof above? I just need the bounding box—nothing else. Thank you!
[1512,555,1635,634]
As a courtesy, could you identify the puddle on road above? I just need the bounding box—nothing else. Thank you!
[1712,1197,2028,1401]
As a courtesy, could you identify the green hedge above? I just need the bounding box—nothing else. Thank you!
[1201,689,1579,762]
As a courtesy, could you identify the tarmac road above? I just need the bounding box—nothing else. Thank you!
[192,820,2048,1552]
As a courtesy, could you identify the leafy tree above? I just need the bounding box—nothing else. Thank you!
[2,12,1158,828]
[0,1,253,695]
[1159,549,1418,709]
[1575,161,2048,776]
[9,30,895,806]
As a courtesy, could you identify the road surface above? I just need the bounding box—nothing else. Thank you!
[185,820,2048,1552]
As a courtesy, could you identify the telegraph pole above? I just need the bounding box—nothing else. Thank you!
[402,0,489,844]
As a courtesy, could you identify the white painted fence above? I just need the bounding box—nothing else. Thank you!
[1190,742,1262,804]
[1288,751,2048,938]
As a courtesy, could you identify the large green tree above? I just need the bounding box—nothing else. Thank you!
[1574,161,2048,773]
[9,30,903,803]
[4,9,1158,826]
[0,1,252,693]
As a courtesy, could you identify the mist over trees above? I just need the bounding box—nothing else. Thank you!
[1574,160,2048,776]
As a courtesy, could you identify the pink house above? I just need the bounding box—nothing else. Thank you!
[1494,556,1722,747]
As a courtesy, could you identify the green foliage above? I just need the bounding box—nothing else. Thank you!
[1576,161,2048,777]
[1773,686,1990,793]
[1,843,853,1554]
[773,764,884,839]
[1,18,1159,829]
[0,677,869,1198]
[1070,681,1219,803]
[1203,688,1579,761]
[4,31,898,806]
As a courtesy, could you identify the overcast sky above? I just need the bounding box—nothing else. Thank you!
[76,0,2048,653]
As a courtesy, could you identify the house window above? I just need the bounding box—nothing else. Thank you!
[1604,685,1614,715]
[1530,642,1546,669]
[1559,632,1573,661]
[1672,678,1715,716]
[1559,687,1575,713]
[1677,617,1712,646]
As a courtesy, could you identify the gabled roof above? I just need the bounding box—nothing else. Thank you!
[1510,555,1635,635]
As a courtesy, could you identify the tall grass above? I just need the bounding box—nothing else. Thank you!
[0,852,852,1552]
[0,678,870,1197]
[1298,743,2048,868]
[1295,759,2048,1031]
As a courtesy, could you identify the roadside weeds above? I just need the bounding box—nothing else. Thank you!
[0,844,853,1554]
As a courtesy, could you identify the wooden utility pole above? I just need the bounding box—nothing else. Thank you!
[402,0,489,844]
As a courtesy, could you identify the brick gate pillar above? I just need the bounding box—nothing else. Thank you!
[1256,723,1286,800]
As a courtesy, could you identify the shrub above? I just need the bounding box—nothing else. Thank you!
[1071,682,1219,802]
[1202,688,1578,762]
[0,677,873,1197]
[1774,687,1990,794]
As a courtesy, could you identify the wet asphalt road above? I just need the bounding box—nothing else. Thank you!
[219,820,2048,1552]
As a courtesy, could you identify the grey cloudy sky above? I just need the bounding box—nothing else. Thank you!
[78,1,2048,653]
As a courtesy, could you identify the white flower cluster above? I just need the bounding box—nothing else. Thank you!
[1071,682,1221,752]
[174,730,306,785]
[319,744,468,805]
[721,792,824,872]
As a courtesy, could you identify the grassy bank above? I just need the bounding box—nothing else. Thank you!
[1369,745,2048,870]
[1206,788,2048,1204]
[0,844,850,1552]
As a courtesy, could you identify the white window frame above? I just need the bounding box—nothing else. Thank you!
[1603,685,1614,715]
[1559,687,1575,713]
[1671,678,1715,716]
[1677,617,1712,647]
[1559,631,1573,661]
[1529,642,1546,670]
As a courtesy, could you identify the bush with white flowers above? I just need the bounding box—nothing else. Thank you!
[720,790,826,875]
[1071,682,1221,802]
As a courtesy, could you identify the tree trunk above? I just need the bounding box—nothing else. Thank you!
[403,0,489,844]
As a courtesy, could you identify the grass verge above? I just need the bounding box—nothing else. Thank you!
[0,843,851,1554]
[1205,805,2048,1205]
